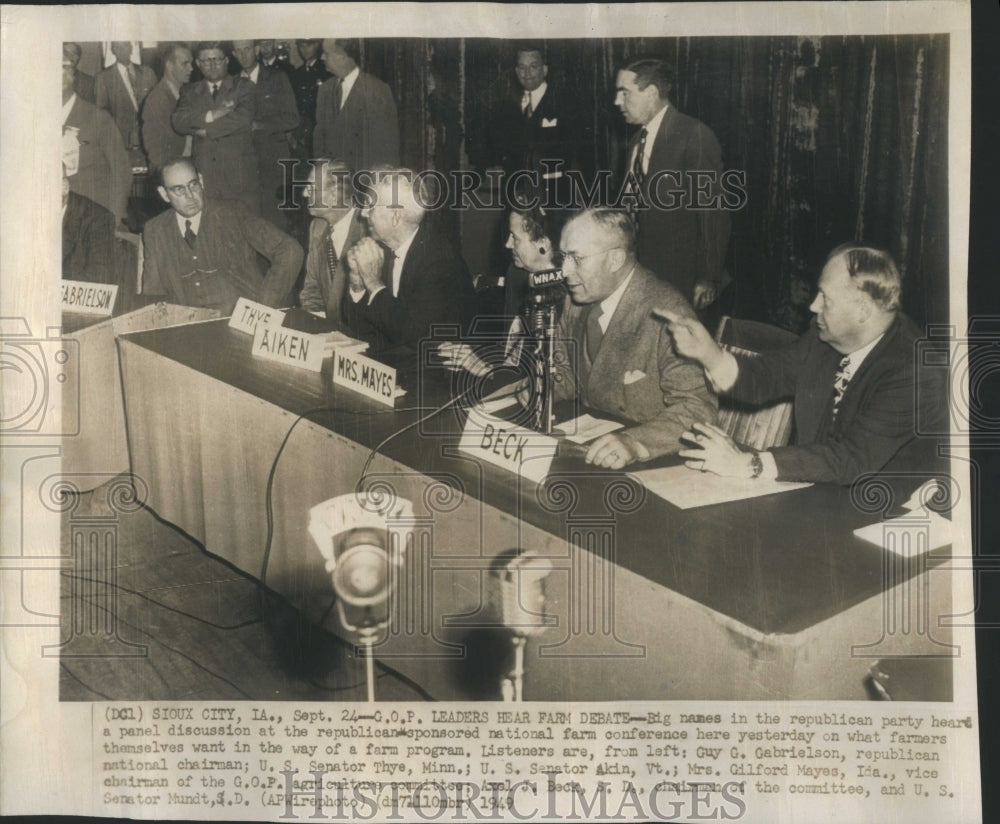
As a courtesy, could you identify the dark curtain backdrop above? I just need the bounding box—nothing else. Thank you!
[359,34,949,332]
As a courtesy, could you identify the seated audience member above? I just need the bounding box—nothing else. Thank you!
[298,158,366,323]
[438,196,566,376]
[62,174,121,285]
[659,243,947,485]
[141,158,303,314]
[552,208,717,469]
[343,168,476,351]
[63,52,131,224]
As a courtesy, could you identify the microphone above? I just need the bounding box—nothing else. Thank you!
[527,269,567,312]
[527,268,565,289]
[491,549,552,637]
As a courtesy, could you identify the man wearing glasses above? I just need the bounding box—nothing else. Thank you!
[172,41,260,214]
[141,157,302,314]
[551,208,716,469]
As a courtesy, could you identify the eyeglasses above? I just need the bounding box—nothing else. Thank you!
[560,247,620,268]
[199,57,228,65]
[165,179,203,198]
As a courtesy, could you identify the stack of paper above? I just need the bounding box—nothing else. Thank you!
[324,330,369,357]
[629,465,811,509]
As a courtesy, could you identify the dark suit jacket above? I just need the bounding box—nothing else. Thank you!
[245,65,300,222]
[344,219,475,351]
[314,71,400,172]
[289,59,332,144]
[172,76,259,210]
[94,63,156,157]
[62,191,121,285]
[729,314,947,485]
[73,70,95,103]
[299,210,366,322]
[140,78,187,173]
[489,84,587,185]
[629,106,731,302]
[554,265,717,459]
[142,199,303,314]
[63,95,131,221]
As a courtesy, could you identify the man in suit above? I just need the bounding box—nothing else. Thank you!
[62,174,121,286]
[140,43,193,175]
[94,41,157,167]
[298,158,366,323]
[343,168,475,350]
[142,158,302,314]
[172,42,260,214]
[64,43,95,103]
[314,39,400,173]
[62,54,131,224]
[489,44,588,207]
[659,244,947,486]
[232,39,300,227]
[552,208,717,469]
[615,58,731,310]
[289,39,332,157]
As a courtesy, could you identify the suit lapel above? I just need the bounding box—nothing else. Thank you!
[587,270,646,389]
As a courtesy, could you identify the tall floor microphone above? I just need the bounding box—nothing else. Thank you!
[491,549,553,701]
[525,269,565,434]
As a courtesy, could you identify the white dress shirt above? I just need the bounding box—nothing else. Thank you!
[339,66,360,110]
[630,103,669,176]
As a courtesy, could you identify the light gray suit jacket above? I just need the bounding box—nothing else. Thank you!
[554,265,717,459]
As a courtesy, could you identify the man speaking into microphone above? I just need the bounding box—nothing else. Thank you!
[551,208,716,469]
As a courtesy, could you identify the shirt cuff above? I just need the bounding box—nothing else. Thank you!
[758,450,778,480]
[366,285,386,305]
[705,350,739,394]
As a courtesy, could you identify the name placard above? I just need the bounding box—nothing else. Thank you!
[331,349,397,407]
[61,281,117,316]
[229,297,281,335]
[459,412,557,484]
[251,323,325,372]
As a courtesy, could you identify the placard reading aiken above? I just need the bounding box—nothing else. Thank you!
[331,348,397,407]
[251,323,325,372]
[228,297,281,336]
[60,280,117,316]
[460,411,557,483]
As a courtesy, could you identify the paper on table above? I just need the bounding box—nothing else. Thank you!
[556,414,624,444]
[629,464,811,509]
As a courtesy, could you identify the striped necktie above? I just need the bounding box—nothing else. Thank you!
[831,355,851,420]
[632,127,648,186]
[586,304,604,363]
[325,231,347,319]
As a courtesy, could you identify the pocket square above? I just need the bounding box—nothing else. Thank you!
[624,370,647,385]
[541,117,558,128]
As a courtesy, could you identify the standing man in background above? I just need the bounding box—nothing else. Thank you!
[63,52,131,224]
[289,39,332,158]
[63,43,95,103]
[232,39,300,227]
[314,39,399,173]
[615,57,731,311]
[95,41,156,168]
[141,43,193,176]
[172,42,260,214]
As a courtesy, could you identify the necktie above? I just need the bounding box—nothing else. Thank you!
[126,64,137,96]
[334,79,343,111]
[632,127,648,185]
[586,304,604,363]
[831,355,851,420]
[522,91,533,119]
[184,219,197,249]
[211,82,219,101]
[325,232,347,319]
[384,248,398,296]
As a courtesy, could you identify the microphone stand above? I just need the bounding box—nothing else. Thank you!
[527,282,562,435]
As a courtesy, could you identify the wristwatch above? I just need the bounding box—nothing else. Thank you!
[749,451,763,479]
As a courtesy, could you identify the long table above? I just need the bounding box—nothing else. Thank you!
[116,317,953,700]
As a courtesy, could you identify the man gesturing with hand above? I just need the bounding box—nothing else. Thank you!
[657,244,945,486]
